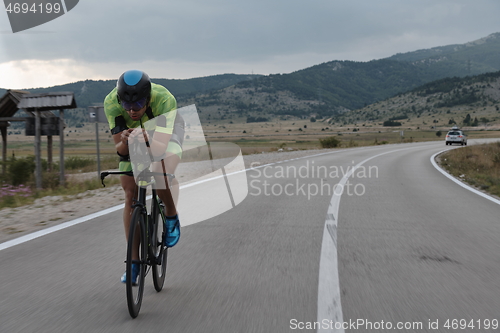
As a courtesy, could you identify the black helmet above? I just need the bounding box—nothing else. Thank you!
[116,70,151,103]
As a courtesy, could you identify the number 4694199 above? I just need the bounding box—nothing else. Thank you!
[5,2,62,14]
[444,319,498,330]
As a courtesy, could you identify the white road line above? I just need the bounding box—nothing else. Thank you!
[317,147,420,333]
[430,150,500,206]
[0,204,125,251]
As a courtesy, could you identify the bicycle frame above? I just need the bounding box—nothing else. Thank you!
[101,169,174,317]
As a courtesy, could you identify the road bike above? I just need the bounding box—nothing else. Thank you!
[101,169,174,318]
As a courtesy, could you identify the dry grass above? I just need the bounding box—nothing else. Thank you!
[0,176,121,210]
[6,120,500,156]
[439,142,500,196]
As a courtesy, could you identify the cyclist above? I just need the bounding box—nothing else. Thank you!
[104,70,184,284]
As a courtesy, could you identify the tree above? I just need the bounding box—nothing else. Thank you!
[436,130,442,137]
[463,113,471,125]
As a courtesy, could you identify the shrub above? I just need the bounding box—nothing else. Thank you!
[8,156,35,186]
[319,137,342,148]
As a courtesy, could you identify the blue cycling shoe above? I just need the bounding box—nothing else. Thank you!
[165,214,180,248]
[121,263,140,285]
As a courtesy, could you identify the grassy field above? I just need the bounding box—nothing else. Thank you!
[4,119,500,157]
[1,119,500,209]
[438,142,500,197]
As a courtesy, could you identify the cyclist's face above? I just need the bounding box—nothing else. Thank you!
[126,104,147,121]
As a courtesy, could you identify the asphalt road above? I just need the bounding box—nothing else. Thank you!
[1,139,499,333]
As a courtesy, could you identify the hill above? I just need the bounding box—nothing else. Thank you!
[339,70,500,129]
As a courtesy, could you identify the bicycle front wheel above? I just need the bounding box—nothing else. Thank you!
[152,196,168,292]
[126,207,147,318]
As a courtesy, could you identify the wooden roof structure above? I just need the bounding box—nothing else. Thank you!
[0,90,78,187]
[0,90,76,120]
[17,91,77,111]
[0,89,30,119]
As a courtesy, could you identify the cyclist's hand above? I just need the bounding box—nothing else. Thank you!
[129,128,150,145]
[121,128,134,146]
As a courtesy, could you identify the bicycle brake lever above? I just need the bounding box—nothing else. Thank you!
[100,172,109,187]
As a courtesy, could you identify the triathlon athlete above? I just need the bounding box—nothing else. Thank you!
[104,70,184,284]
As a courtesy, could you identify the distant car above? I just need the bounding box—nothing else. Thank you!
[445,130,467,145]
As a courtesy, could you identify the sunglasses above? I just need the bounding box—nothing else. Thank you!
[121,97,148,112]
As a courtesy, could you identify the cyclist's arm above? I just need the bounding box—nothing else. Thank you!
[113,129,132,156]
[104,91,131,156]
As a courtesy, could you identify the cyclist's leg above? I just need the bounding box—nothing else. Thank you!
[120,161,140,260]
[152,143,181,216]
[152,143,182,247]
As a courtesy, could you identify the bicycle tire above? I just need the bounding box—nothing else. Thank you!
[126,207,147,318]
[152,196,168,292]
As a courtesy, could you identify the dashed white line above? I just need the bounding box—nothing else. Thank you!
[317,147,420,333]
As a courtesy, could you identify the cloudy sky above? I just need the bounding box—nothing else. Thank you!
[1,0,500,89]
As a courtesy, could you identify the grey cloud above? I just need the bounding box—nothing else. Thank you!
[1,0,500,68]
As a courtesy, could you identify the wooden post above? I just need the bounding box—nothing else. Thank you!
[35,109,42,189]
[47,135,53,172]
[59,109,65,185]
[1,124,7,176]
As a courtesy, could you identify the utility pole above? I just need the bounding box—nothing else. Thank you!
[88,105,106,179]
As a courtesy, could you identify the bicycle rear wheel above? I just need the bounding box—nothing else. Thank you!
[126,207,147,318]
[152,196,168,291]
